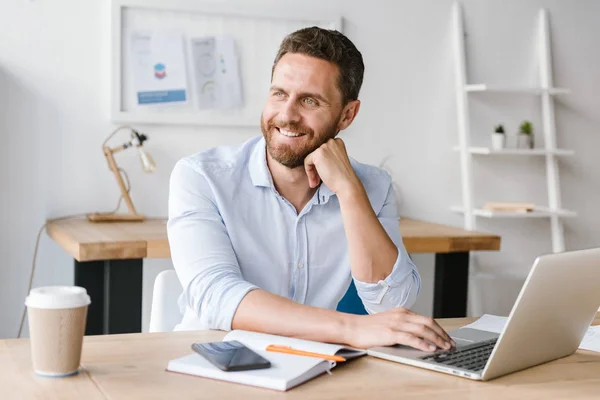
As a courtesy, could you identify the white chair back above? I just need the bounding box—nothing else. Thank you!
[149,270,183,333]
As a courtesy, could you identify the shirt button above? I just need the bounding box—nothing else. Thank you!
[298,263,303,269]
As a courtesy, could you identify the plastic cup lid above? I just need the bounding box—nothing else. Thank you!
[25,286,91,309]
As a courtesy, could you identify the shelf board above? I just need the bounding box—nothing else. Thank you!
[452,146,575,156]
[464,84,569,95]
[451,206,577,219]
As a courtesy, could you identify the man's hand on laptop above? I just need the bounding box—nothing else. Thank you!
[343,307,456,351]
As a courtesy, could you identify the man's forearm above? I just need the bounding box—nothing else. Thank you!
[337,184,398,283]
[232,289,355,343]
[231,287,453,351]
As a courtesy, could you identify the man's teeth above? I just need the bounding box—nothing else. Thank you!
[279,129,302,137]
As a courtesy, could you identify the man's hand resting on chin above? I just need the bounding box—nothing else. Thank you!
[303,137,362,197]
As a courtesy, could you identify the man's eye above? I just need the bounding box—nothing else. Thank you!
[303,98,317,105]
[273,91,284,97]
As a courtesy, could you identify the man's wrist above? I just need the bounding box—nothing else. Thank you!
[336,179,367,205]
[336,311,360,346]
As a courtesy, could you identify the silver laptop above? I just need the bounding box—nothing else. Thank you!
[368,247,600,381]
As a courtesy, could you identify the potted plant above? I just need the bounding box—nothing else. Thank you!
[491,124,506,150]
[518,121,534,149]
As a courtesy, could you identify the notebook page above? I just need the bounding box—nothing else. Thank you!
[225,330,365,358]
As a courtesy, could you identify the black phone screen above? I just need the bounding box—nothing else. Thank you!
[192,340,271,372]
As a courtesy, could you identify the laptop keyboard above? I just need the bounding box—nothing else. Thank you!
[420,338,497,372]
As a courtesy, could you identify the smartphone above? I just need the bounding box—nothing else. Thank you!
[191,340,271,372]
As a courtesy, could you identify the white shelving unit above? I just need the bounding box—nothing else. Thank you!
[464,84,570,95]
[450,206,577,219]
[452,146,574,156]
[451,3,576,315]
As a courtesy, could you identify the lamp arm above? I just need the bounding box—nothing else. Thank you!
[109,144,129,155]
[103,146,138,215]
[102,125,135,148]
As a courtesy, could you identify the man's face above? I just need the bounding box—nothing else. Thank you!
[261,53,344,168]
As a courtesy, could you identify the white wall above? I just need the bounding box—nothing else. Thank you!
[1,0,599,338]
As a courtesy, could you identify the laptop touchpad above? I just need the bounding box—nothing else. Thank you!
[449,328,500,345]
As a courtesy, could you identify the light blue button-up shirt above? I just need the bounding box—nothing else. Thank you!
[168,136,421,331]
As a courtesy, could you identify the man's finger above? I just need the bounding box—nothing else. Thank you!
[395,332,437,352]
[396,322,451,350]
[333,137,345,148]
[307,168,320,188]
[407,315,455,346]
[304,152,321,188]
[304,153,320,188]
[396,307,416,315]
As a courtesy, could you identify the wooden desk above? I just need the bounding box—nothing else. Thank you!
[2,316,599,399]
[47,218,500,334]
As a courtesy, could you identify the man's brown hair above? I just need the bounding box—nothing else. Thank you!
[272,27,365,105]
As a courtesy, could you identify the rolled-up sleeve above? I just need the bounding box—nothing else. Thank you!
[167,160,258,330]
[353,184,421,314]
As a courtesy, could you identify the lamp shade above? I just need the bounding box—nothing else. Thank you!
[137,147,156,173]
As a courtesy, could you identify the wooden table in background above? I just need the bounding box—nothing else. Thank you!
[46,218,500,335]
[2,315,598,399]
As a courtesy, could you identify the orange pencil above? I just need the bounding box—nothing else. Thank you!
[266,345,346,362]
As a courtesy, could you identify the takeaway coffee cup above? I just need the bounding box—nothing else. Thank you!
[25,286,91,377]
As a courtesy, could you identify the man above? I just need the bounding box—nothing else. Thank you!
[168,27,454,351]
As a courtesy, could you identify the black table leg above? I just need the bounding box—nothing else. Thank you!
[74,259,143,335]
[433,252,469,318]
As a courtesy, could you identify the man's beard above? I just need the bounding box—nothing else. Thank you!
[260,114,341,169]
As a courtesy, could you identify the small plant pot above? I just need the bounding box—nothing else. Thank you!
[491,133,506,150]
[517,133,534,149]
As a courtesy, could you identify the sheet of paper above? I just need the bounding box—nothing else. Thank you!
[462,314,600,352]
[130,31,188,106]
[579,325,600,352]
[191,35,243,110]
[462,314,508,334]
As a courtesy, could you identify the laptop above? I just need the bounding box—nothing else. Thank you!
[367,247,600,381]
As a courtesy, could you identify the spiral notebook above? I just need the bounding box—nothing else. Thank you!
[166,330,366,391]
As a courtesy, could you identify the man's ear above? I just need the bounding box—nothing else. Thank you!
[337,100,361,131]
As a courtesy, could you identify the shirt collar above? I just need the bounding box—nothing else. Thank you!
[316,182,335,204]
[248,136,336,204]
[248,137,274,188]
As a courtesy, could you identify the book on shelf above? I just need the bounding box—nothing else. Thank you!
[483,202,535,213]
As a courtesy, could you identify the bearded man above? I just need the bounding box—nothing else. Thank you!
[168,27,454,351]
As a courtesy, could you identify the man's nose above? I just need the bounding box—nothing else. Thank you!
[278,98,301,123]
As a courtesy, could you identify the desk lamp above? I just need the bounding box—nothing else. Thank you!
[88,126,156,222]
